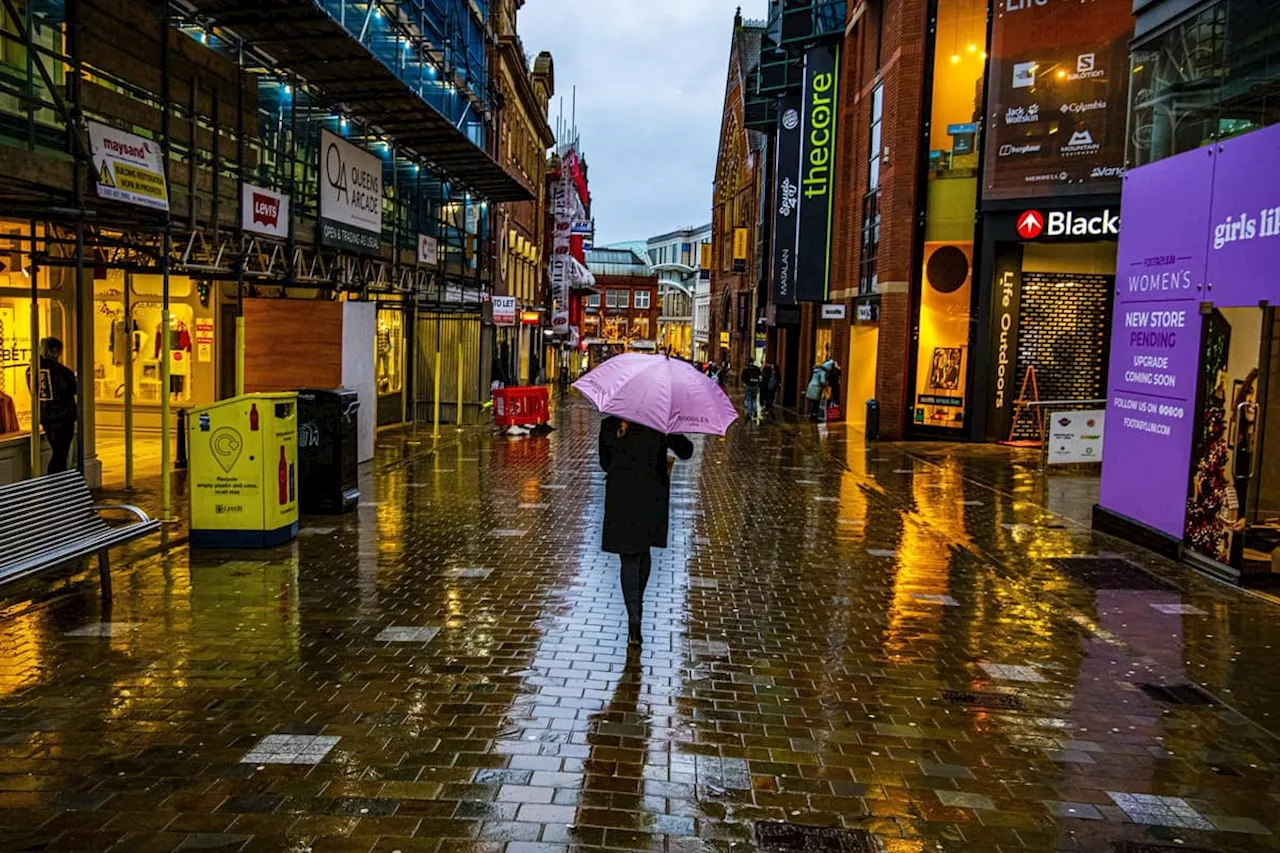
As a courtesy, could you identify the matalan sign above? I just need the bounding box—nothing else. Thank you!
[241,183,289,238]
[89,121,169,211]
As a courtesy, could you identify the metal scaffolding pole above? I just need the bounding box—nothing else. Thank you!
[160,0,173,519]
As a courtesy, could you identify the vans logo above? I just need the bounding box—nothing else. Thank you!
[1090,165,1124,178]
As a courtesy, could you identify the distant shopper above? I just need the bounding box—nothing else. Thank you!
[742,360,763,420]
[826,360,843,406]
[760,364,778,416]
[719,357,731,387]
[598,416,694,646]
[29,337,78,474]
[806,360,832,422]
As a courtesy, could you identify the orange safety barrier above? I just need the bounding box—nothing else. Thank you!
[493,386,550,428]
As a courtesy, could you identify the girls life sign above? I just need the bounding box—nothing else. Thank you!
[1100,122,1280,539]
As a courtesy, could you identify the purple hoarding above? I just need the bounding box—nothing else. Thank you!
[1205,123,1280,306]
[1098,150,1213,538]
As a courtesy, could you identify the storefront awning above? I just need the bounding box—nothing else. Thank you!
[183,0,534,203]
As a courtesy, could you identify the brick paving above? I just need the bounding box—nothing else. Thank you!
[0,399,1279,851]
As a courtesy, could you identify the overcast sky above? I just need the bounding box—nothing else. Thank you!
[518,1,768,245]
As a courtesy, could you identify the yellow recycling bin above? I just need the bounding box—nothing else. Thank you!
[188,393,299,548]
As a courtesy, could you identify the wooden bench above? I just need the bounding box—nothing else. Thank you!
[0,470,162,602]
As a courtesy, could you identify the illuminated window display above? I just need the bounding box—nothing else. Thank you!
[376,308,404,395]
[914,244,972,428]
[0,293,66,438]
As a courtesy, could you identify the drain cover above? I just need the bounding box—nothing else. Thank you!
[941,689,1024,711]
[1137,683,1220,707]
[755,822,882,852]
[1050,557,1178,591]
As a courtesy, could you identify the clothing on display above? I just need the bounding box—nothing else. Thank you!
[0,390,18,434]
[154,320,192,359]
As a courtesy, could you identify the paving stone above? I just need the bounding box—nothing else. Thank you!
[980,663,1046,683]
[935,790,995,810]
[911,593,959,606]
[1107,792,1214,830]
[442,568,492,580]
[66,622,142,637]
[239,734,340,766]
[374,626,440,643]
[1149,603,1209,615]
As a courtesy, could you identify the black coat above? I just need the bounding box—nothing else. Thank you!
[598,416,694,554]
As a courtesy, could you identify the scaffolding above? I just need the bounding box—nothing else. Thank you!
[0,0,527,507]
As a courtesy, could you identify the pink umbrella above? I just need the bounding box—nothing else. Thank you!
[572,353,739,435]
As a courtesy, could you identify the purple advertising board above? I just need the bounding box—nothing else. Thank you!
[1098,149,1214,538]
[1205,123,1280,306]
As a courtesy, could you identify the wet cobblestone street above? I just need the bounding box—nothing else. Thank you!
[2,399,1280,852]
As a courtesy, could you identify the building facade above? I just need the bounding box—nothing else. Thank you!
[647,224,711,360]
[710,13,767,377]
[583,248,659,366]
[492,0,555,386]
[0,0,535,495]
[1095,0,1280,587]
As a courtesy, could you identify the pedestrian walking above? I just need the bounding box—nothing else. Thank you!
[598,416,694,646]
[760,363,778,416]
[28,337,78,474]
[742,359,762,420]
[826,360,843,406]
[806,360,832,422]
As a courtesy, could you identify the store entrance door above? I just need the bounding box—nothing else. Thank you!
[1184,306,1280,589]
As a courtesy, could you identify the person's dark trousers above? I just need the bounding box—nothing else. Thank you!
[43,421,74,474]
[808,398,823,421]
[620,550,652,627]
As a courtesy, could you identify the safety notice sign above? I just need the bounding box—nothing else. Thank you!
[89,121,169,211]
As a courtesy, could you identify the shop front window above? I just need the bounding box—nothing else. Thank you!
[927,0,985,181]
[913,243,972,429]
[0,295,66,437]
[92,273,213,409]
[1129,0,1280,168]
[376,309,404,395]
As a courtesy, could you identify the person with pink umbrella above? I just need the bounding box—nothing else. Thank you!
[574,354,737,646]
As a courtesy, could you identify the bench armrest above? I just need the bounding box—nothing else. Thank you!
[94,504,154,524]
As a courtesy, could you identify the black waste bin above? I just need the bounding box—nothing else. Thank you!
[297,388,360,514]
[865,399,880,442]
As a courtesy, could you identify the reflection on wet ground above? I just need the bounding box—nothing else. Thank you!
[0,399,1278,852]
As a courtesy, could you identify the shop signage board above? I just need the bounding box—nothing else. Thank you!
[795,45,840,302]
[821,303,846,320]
[492,296,517,326]
[1098,150,1214,539]
[1017,207,1120,240]
[1047,409,1105,464]
[417,234,438,265]
[241,183,289,238]
[983,0,1133,200]
[89,121,169,211]
[195,318,215,363]
[1204,124,1280,305]
[318,130,383,253]
[986,245,1024,441]
[733,227,749,273]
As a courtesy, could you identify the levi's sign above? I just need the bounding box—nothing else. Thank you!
[241,183,289,238]
[1018,208,1119,240]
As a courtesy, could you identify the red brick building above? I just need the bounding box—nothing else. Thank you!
[582,248,660,365]
[709,13,767,378]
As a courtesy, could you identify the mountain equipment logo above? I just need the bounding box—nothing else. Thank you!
[782,108,800,131]
[1061,129,1101,156]
[1017,210,1045,239]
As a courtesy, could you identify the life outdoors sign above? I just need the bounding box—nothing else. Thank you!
[319,130,383,253]
[89,121,169,211]
[795,44,840,302]
[771,94,802,305]
[241,183,289,238]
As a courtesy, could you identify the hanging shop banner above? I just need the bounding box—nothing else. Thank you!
[795,45,840,303]
[89,121,169,211]
[492,296,517,327]
[417,233,438,265]
[319,130,383,253]
[733,227,749,273]
[771,95,803,305]
[983,0,1133,200]
[241,183,289,238]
